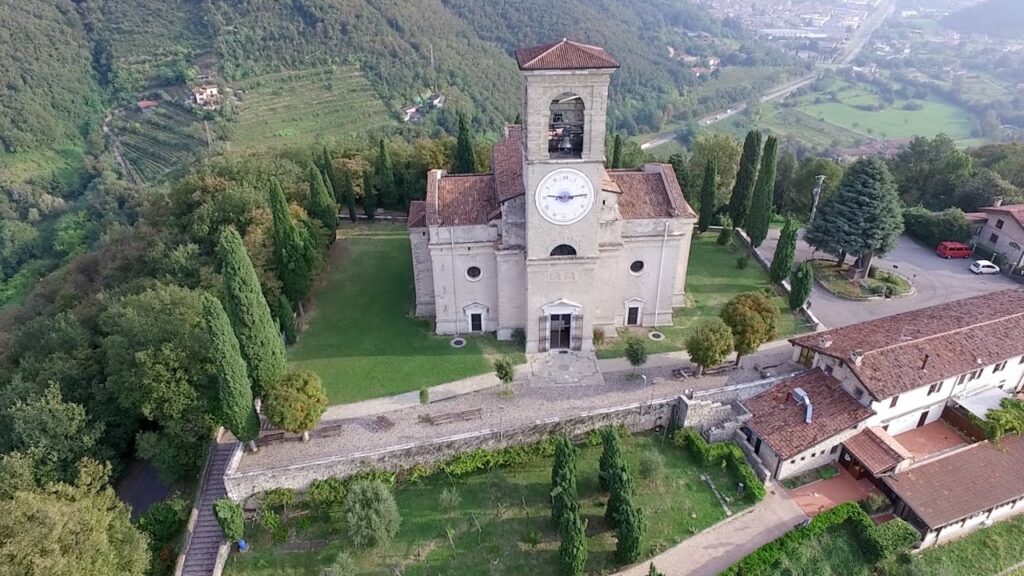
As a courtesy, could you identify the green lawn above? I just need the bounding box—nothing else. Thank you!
[289,224,522,404]
[596,234,806,359]
[223,433,749,576]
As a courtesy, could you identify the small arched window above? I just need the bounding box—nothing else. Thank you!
[550,244,578,257]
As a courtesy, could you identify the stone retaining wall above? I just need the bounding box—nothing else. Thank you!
[734,430,773,483]
[225,397,678,501]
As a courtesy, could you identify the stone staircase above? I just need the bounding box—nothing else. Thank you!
[178,440,237,576]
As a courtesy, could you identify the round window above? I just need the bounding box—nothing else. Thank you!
[629,260,645,274]
[466,266,482,281]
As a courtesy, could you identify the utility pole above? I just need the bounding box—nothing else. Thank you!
[809,175,826,223]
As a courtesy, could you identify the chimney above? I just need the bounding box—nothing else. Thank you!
[921,354,930,370]
[850,350,864,366]
[993,196,1004,207]
[818,335,833,349]
[791,387,813,424]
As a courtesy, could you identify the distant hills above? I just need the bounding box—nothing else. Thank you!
[944,0,1024,36]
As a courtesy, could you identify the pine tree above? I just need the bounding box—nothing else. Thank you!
[611,134,624,169]
[269,179,314,304]
[746,136,778,248]
[453,113,477,174]
[805,157,903,274]
[698,157,717,233]
[374,139,398,208]
[789,261,813,310]
[558,505,587,576]
[598,427,623,492]
[307,164,339,242]
[727,130,762,229]
[340,170,358,222]
[362,169,378,220]
[201,294,260,450]
[219,227,287,398]
[769,218,798,284]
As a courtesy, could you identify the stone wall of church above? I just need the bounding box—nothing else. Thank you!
[430,226,501,335]
[496,250,527,339]
[410,228,435,317]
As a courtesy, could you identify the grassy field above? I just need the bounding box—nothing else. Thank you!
[767,523,874,576]
[230,67,392,151]
[223,433,749,576]
[0,145,87,188]
[112,103,207,182]
[596,234,806,359]
[289,224,522,405]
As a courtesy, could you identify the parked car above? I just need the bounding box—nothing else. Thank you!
[936,241,973,259]
[970,260,1001,275]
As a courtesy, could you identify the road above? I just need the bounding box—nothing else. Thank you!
[839,0,896,66]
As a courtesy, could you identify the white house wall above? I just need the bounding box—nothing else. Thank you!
[921,497,1024,549]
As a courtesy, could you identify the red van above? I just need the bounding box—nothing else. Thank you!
[936,241,973,259]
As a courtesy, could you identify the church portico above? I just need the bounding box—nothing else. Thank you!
[408,39,696,356]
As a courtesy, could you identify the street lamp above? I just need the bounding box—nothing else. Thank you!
[809,175,826,223]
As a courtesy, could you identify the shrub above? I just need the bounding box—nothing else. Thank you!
[672,428,765,502]
[717,225,734,246]
[340,479,401,549]
[902,206,971,249]
[638,449,665,480]
[867,518,920,560]
[264,371,328,439]
[419,387,429,405]
[521,529,542,549]
[859,492,890,515]
[213,498,244,542]
[137,497,190,557]
[624,335,647,373]
[308,477,346,509]
[439,486,460,511]
[260,488,296,511]
[736,255,749,269]
[321,551,356,576]
[592,327,606,347]
[511,328,526,350]
[493,356,516,386]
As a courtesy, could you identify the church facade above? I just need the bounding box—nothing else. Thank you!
[408,40,697,354]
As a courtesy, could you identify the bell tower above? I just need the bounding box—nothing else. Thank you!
[514,40,619,354]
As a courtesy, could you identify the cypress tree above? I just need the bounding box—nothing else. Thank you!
[727,130,762,229]
[201,294,260,451]
[598,427,623,492]
[307,164,339,242]
[698,157,717,233]
[219,227,287,398]
[374,139,398,208]
[769,218,798,284]
[558,507,588,576]
[453,113,477,174]
[789,261,813,310]
[276,294,296,344]
[269,178,314,304]
[551,436,579,524]
[668,153,694,202]
[340,170,358,222]
[611,134,624,169]
[605,463,638,529]
[615,485,646,564]
[362,169,378,220]
[747,136,778,248]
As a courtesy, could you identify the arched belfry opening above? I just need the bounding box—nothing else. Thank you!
[549,93,585,159]
[550,244,578,257]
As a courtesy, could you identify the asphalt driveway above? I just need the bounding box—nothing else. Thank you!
[757,230,1019,329]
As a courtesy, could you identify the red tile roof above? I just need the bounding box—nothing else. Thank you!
[431,174,497,227]
[843,427,912,475]
[790,290,1024,401]
[516,39,619,71]
[744,369,874,459]
[611,165,696,220]
[493,125,524,203]
[407,200,427,229]
[883,435,1024,529]
[981,204,1024,229]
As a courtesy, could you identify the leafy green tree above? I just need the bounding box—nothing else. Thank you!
[307,164,339,241]
[720,292,778,364]
[698,157,717,233]
[0,459,149,576]
[201,295,260,450]
[340,170,358,222]
[374,139,399,208]
[219,227,287,398]
[611,134,624,169]
[805,157,903,273]
[954,168,1022,212]
[769,218,798,284]
[746,136,778,248]
[264,370,327,442]
[5,384,101,484]
[688,132,742,205]
[269,178,315,304]
[787,158,844,221]
[341,479,401,549]
[137,497,189,574]
[685,318,734,376]
[363,170,378,220]
[727,130,762,229]
[624,335,647,374]
[789,261,813,310]
[558,506,588,576]
[599,427,624,492]
[213,498,245,542]
[453,113,477,174]
[890,134,972,210]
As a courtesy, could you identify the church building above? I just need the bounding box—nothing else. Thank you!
[408,40,697,354]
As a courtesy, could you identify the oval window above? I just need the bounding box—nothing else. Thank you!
[630,260,645,274]
[466,266,482,281]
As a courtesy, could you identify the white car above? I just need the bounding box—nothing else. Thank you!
[970,260,1000,275]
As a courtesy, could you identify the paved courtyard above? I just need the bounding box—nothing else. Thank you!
[758,230,1018,328]
[787,466,880,517]
[893,420,969,459]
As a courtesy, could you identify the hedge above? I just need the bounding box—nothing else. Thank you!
[902,206,972,249]
[672,428,765,503]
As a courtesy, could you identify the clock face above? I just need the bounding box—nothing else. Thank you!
[535,168,595,225]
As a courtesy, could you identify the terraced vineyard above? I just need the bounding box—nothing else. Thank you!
[112,103,207,182]
[228,66,392,151]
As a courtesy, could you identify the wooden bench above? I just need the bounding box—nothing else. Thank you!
[256,431,286,446]
[424,407,484,426]
[312,422,346,439]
